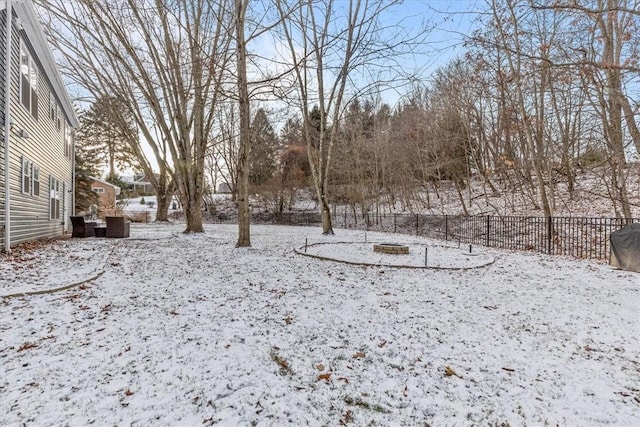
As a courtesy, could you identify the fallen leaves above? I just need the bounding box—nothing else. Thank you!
[316,363,325,371]
[339,410,353,425]
[352,351,366,359]
[270,348,292,376]
[317,373,332,382]
[377,340,387,348]
[17,341,38,352]
[444,366,462,378]
[124,388,134,396]
[63,293,82,302]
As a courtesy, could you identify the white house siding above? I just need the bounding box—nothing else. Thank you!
[0,10,7,239]
[1,5,75,247]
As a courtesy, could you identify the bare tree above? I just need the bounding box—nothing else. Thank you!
[274,0,423,234]
[208,105,240,200]
[235,0,251,246]
[36,0,233,231]
[529,0,640,217]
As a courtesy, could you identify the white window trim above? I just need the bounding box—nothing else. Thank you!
[20,41,29,112]
[49,91,56,121]
[92,187,105,194]
[19,40,38,118]
[21,157,32,195]
[64,125,73,159]
[50,176,61,220]
[32,165,40,197]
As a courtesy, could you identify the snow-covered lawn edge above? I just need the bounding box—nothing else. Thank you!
[1,223,639,426]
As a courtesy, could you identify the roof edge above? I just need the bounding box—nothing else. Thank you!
[15,1,79,128]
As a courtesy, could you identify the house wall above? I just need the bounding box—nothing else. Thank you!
[0,8,74,247]
[0,10,7,240]
[90,181,117,211]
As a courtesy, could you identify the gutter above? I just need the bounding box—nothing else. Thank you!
[4,0,12,252]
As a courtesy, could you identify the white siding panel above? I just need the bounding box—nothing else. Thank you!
[2,10,74,247]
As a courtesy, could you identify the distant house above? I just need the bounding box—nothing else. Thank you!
[89,177,121,216]
[1,1,79,250]
[121,172,155,194]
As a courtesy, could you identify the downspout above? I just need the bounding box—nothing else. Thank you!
[4,0,12,252]
[71,134,75,217]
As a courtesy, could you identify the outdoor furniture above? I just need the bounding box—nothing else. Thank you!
[610,223,640,273]
[105,216,130,238]
[94,226,107,238]
[70,216,96,238]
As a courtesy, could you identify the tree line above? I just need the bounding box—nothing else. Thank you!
[36,0,640,246]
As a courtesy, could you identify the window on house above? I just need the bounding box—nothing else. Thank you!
[20,41,38,119]
[50,176,60,220]
[22,157,32,194]
[92,187,105,194]
[49,92,56,121]
[64,125,73,159]
[56,106,61,131]
[33,165,40,196]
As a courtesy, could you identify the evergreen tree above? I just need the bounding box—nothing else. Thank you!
[249,109,278,186]
[75,96,138,180]
[74,141,100,214]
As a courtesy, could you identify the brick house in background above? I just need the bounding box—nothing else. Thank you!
[89,177,120,217]
[1,1,79,250]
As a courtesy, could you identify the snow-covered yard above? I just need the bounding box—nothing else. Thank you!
[1,223,639,426]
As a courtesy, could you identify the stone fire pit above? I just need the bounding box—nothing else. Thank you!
[373,243,409,255]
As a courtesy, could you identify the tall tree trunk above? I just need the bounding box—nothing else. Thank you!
[602,1,632,218]
[156,191,172,222]
[235,0,251,247]
[184,196,204,232]
[155,178,175,222]
[320,191,333,234]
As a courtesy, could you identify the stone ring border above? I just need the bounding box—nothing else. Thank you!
[294,241,496,270]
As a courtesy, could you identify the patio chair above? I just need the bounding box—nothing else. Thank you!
[105,216,131,238]
[70,216,96,238]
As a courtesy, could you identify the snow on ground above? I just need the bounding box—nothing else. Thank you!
[118,196,182,223]
[1,223,639,426]
[0,239,112,296]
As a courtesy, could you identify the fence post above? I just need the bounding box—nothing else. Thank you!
[344,205,347,228]
[445,215,448,240]
[486,216,490,247]
[547,216,552,254]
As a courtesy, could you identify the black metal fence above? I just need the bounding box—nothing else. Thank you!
[207,211,323,226]
[204,209,637,261]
